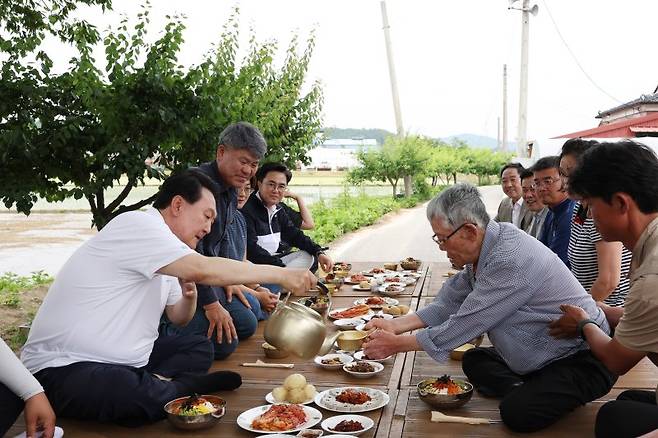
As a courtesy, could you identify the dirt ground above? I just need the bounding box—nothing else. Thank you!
[0,284,50,352]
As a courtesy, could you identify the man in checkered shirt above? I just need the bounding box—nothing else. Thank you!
[363,183,616,433]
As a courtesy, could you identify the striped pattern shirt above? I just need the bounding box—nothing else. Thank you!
[415,220,609,375]
[568,202,631,307]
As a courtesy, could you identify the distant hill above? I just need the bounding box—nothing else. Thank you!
[442,133,516,152]
[323,127,394,145]
[323,127,515,151]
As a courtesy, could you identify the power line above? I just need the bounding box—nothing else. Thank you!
[541,0,623,104]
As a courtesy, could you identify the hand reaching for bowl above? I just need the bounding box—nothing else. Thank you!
[362,330,401,359]
[364,317,396,334]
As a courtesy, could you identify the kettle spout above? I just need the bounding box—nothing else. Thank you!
[317,331,342,356]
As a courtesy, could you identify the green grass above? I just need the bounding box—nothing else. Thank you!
[304,185,443,245]
[0,271,53,308]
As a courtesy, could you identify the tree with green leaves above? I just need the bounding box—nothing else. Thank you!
[0,1,323,229]
[349,135,431,197]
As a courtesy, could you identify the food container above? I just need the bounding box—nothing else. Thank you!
[416,378,473,409]
[383,262,398,271]
[400,258,421,270]
[342,360,384,379]
[333,262,352,272]
[449,343,475,361]
[336,330,368,352]
[262,342,290,359]
[164,395,226,430]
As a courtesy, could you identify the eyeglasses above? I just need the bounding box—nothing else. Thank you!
[431,222,471,245]
[532,177,560,189]
[264,181,287,192]
[238,186,252,195]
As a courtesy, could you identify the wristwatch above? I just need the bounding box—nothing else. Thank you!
[576,319,599,339]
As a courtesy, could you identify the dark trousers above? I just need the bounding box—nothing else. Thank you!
[595,390,658,438]
[35,334,212,427]
[0,382,25,437]
[462,347,617,433]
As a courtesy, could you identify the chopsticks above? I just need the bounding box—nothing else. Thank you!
[241,359,294,369]
[431,411,500,424]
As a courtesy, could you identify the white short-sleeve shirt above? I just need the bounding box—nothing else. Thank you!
[21,208,194,373]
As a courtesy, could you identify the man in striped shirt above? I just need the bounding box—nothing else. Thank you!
[363,183,616,433]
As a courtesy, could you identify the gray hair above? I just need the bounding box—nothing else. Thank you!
[426,183,490,228]
[218,121,267,159]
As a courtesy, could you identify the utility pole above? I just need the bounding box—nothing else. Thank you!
[517,0,530,158]
[380,1,411,197]
[381,1,404,137]
[502,64,508,153]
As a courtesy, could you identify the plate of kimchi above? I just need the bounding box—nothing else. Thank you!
[314,387,390,413]
[237,403,322,434]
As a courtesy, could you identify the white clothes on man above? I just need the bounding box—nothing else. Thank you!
[21,208,194,373]
[511,198,524,228]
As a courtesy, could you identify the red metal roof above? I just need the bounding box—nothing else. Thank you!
[554,112,658,139]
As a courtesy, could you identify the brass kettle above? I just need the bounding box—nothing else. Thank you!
[264,300,341,359]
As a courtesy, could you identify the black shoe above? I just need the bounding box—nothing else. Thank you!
[176,371,242,394]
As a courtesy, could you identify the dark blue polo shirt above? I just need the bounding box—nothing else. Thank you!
[539,197,576,268]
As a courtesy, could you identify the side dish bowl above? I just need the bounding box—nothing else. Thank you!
[416,378,473,410]
[164,395,226,430]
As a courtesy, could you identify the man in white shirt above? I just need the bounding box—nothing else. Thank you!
[520,169,549,239]
[20,169,315,426]
[494,163,533,229]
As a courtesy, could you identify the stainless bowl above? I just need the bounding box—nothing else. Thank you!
[417,378,473,409]
[262,342,290,359]
[400,259,421,270]
[164,395,226,430]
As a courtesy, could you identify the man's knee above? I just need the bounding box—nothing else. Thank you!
[594,401,621,438]
[499,393,550,433]
[212,339,239,360]
[235,314,258,340]
[461,347,488,376]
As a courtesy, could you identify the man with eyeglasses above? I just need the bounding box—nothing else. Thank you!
[161,122,269,360]
[533,156,576,267]
[520,169,548,239]
[362,183,614,433]
[242,162,333,273]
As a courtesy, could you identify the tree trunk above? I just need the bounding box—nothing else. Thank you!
[403,175,412,197]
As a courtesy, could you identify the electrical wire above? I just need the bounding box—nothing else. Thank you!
[541,0,622,104]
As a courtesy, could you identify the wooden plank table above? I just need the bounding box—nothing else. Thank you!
[9,261,658,438]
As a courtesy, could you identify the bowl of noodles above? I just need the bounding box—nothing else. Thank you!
[416,375,473,409]
[164,394,226,430]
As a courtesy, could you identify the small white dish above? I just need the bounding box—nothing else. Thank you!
[377,285,405,296]
[328,307,374,320]
[353,350,393,362]
[361,312,394,322]
[342,360,384,379]
[353,297,399,308]
[321,414,374,436]
[351,284,371,291]
[334,318,365,330]
[315,353,354,369]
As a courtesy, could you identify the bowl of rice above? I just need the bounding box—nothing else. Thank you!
[164,394,226,430]
[416,375,473,409]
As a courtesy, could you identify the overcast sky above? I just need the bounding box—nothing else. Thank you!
[70,0,658,143]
